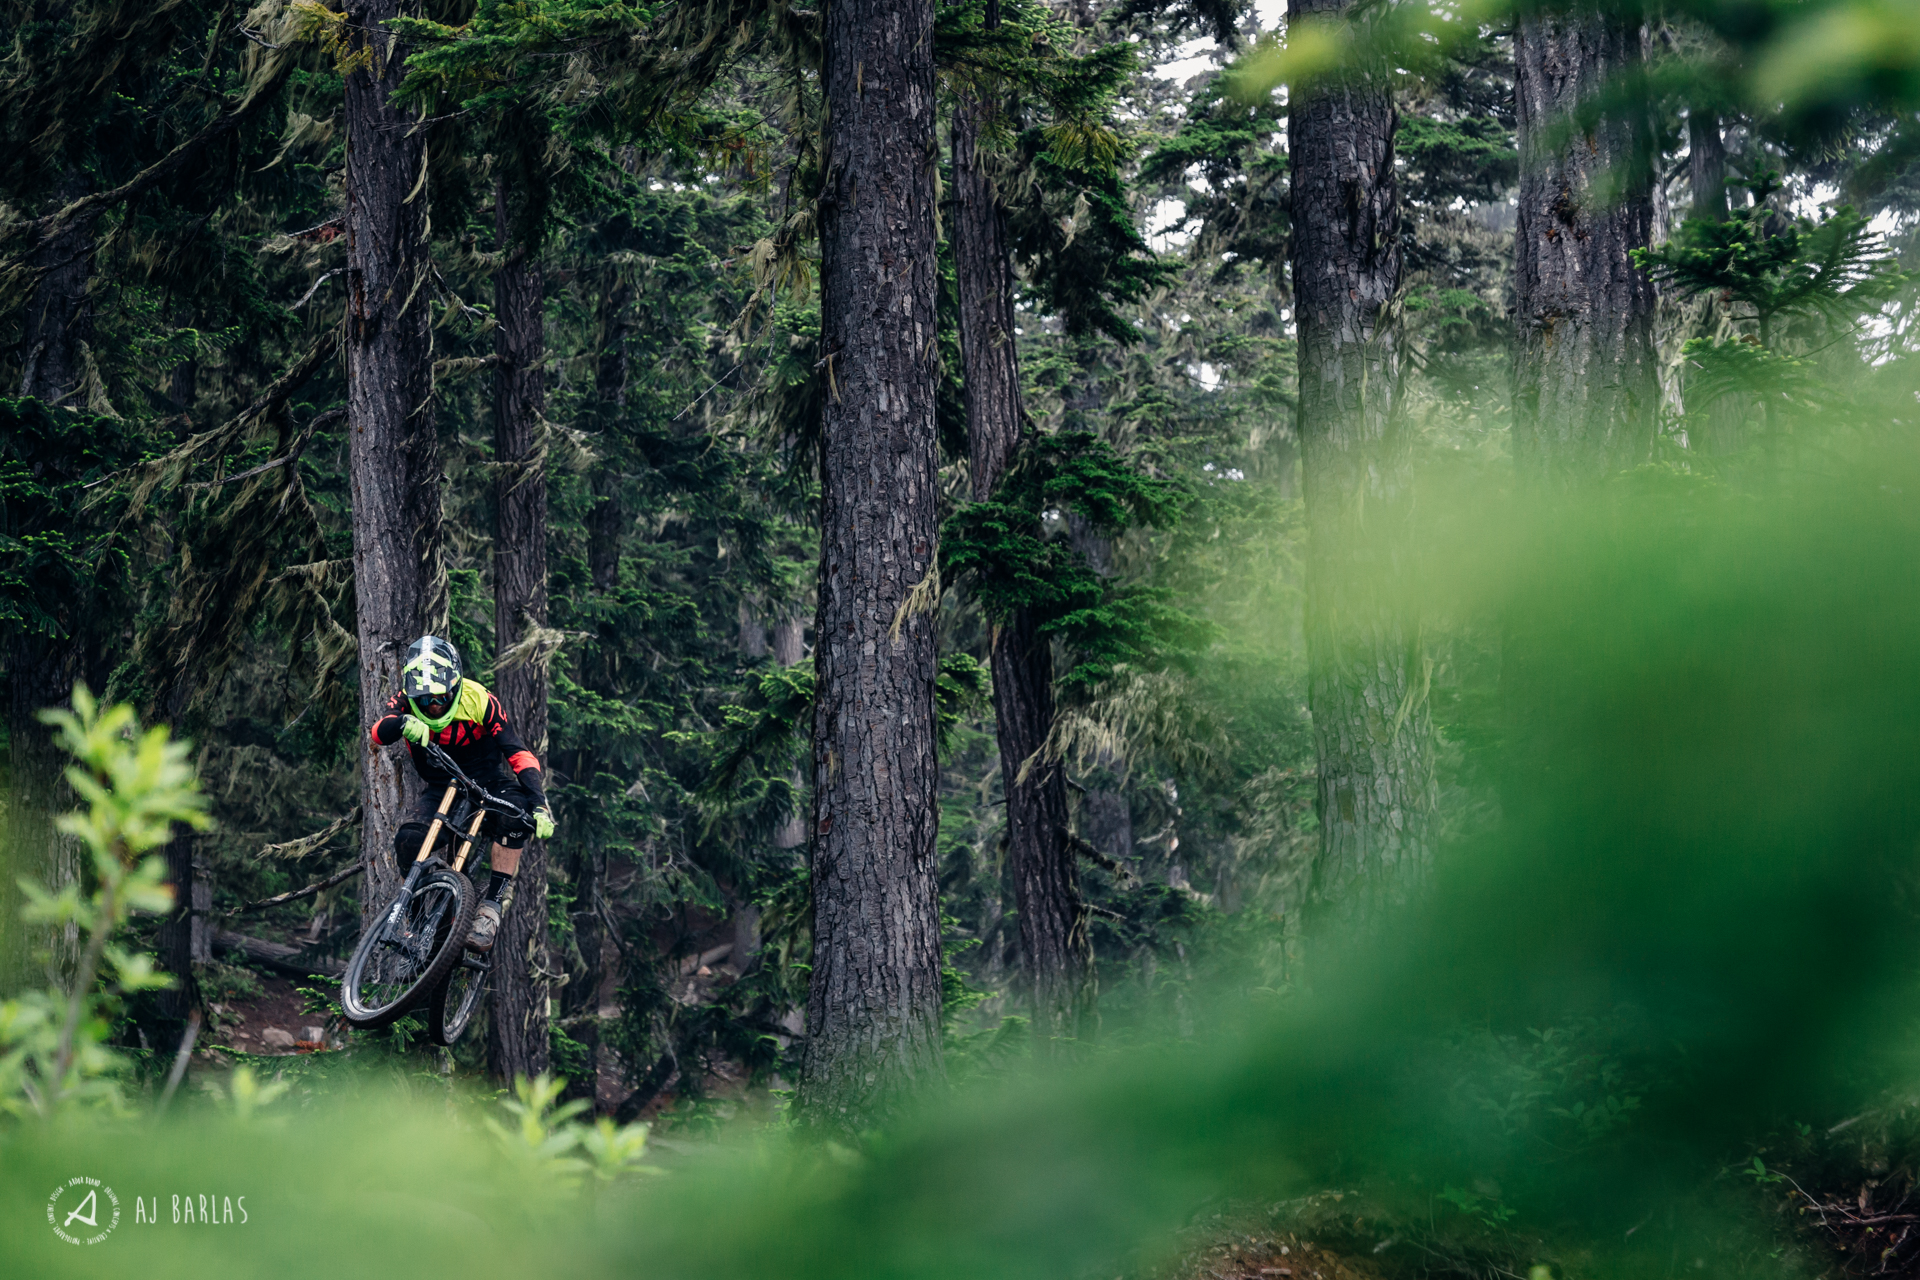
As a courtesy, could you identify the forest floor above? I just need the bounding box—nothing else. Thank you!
[1172,1231,1382,1280]
[202,971,333,1058]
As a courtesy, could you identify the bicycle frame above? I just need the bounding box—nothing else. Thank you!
[382,741,529,927]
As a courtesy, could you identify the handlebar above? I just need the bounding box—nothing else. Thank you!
[416,739,530,826]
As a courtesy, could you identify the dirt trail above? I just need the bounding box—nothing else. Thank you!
[204,972,336,1058]
[1175,1232,1382,1280]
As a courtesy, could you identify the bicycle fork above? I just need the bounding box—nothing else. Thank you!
[383,785,484,936]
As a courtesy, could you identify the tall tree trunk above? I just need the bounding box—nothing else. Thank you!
[1689,108,1727,222]
[152,683,208,1032]
[1683,108,1745,455]
[738,597,770,658]
[588,277,631,594]
[1063,513,1133,868]
[565,277,628,1102]
[2,637,82,992]
[1505,15,1658,844]
[558,832,605,1106]
[18,171,94,407]
[487,182,551,1083]
[953,98,1022,496]
[772,614,806,670]
[164,304,197,417]
[796,0,945,1129]
[953,90,1092,1046]
[772,614,808,850]
[1512,11,1659,485]
[1,400,112,993]
[1289,0,1436,923]
[344,0,443,922]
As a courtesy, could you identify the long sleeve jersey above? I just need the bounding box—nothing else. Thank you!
[369,678,546,805]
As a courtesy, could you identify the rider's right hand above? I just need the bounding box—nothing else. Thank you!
[400,715,431,745]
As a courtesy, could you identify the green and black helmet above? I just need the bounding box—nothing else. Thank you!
[402,635,464,727]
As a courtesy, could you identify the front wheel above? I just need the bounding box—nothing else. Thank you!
[340,868,477,1029]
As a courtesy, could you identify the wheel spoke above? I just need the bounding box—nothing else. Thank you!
[344,872,472,1027]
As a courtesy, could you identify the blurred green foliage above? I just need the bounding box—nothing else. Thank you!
[6,433,1920,1277]
[0,687,207,1117]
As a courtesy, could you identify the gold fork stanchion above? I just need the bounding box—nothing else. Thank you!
[413,785,458,864]
[450,810,487,873]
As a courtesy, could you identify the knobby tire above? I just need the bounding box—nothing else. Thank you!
[429,947,488,1046]
[340,867,477,1029]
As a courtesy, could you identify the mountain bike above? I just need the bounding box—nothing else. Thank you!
[339,741,527,1044]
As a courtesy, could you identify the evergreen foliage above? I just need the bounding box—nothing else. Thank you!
[1636,173,1907,348]
[1,13,1919,1278]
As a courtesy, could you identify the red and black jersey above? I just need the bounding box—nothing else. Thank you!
[369,679,546,805]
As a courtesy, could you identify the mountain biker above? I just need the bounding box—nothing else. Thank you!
[368,635,556,953]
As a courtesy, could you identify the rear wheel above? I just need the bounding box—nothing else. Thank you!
[429,949,488,1046]
[340,868,477,1029]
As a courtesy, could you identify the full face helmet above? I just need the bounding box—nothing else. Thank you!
[402,635,464,727]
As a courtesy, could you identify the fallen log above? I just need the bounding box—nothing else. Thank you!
[211,928,344,979]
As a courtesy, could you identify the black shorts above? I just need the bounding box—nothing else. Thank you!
[394,779,539,864]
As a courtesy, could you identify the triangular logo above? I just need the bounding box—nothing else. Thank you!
[64,1188,97,1228]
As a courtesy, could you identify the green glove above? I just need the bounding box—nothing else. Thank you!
[400,715,430,745]
[534,807,556,840]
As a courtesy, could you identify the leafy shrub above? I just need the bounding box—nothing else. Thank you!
[0,687,209,1118]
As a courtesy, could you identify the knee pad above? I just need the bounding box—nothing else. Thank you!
[395,821,434,864]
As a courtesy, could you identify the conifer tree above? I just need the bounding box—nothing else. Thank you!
[0,0,306,984]
[1511,8,1658,483]
[340,0,445,917]
[797,0,947,1127]
[1635,172,1906,448]
[951,18,1092,1048]
[1690,109,1728,223]
[488,173,553,1080]
[1287,0,1436,922]
[0,401,129,991]
[17,172,91,407]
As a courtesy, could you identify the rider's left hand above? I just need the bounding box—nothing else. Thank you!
[534,807,556,840]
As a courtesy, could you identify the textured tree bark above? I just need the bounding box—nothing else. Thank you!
[344,0,443,923]
[568,282,626,1099]
[557,833,605,1105]
[1513,11,1659,485]
[487,184,552,1084]
[151,830,206,1036]
[772,614,806,669]
[588,277,631,594]
[1289,0,1437,924]
[154,674,209,1030]
[2,634,82,992]
[1688,109,1727,223]
[772,614,808,850]
[953,98,1022,497]
[1681,108,1748,456]
[738,597,770,658]
[990,611,1090,1035]
[796,0,946,1129]
[18,171,94,406]
[953,89,1093,1046]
